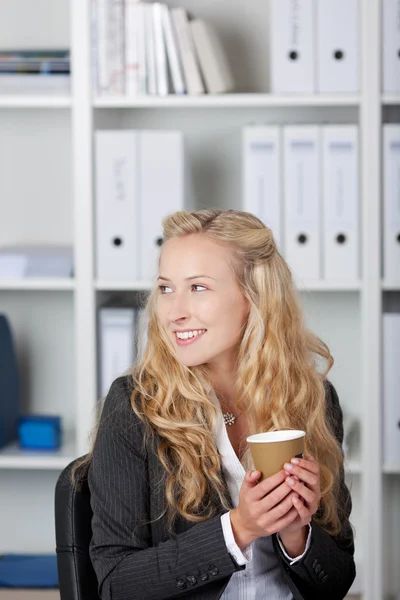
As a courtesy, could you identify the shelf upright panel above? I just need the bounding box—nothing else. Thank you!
[360,0,383,598]
[71,0,97,456]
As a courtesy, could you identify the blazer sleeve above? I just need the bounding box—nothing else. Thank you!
[273,379,356,600]
[88,376,244,600]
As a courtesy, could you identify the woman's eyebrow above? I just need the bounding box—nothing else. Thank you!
[157,274,216,281]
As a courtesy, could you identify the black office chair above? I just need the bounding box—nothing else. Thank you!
[55,456,101,600]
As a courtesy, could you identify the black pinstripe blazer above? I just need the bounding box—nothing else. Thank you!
[88,376,356,600]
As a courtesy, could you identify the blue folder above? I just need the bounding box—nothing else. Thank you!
[0,554,58,588]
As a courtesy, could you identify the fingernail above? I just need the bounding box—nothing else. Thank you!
[287,477,295,485]
[291,458,299,465]
[284,463,293,471]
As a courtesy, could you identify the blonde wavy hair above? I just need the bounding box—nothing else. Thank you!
[75,208,349,539]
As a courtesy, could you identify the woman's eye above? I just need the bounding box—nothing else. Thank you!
[158,284,206,293]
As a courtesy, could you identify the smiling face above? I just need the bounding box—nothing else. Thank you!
[156,234,250,371]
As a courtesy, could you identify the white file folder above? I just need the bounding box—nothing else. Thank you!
[383,125,400,282]
[95,130,139,281]
[242,126,282,249]
[135,307,149,362]
[270,0,315,93]
[382,313,400,468]
[98,307,136,397]
[382,0,400,93]
[322,126,359,280]
[283,126,321,282]
[316,0,359,93]
[138,131,187,281]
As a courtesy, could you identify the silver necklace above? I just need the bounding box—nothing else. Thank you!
[223,412,237,426]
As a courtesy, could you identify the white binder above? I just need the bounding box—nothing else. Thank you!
[382,313,400,468]
[98,307,136,397]
[382,0,400,93]
[283,126,321,282]
[270,0,315,93]
[135,307,149,362]
[383,125,400,282]
[242,126,282,249]
[95,130,139,280]
[316,0,359,93]
[322,126,359,280]
[138,131,187,281]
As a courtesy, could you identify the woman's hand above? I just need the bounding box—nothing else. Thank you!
[230,469,299,551]
[278,456,321,555]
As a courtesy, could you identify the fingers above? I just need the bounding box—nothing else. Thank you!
[242,470,262,491]
[292,494,312,524]
[286,477,315,506]
[249,469,287,501]
[264,505,299,535]
[260,488,298,523]
[284,456,320,513]
[284,457,319,490]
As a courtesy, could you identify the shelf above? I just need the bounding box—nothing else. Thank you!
[95,279,362,292]
[95,280,153,291]
[0,436,76,470]
[94,93,361,109]
[296,280,362,292]
[382,281,400,291]
[0,278,75,291]
[0,95,71,108]
[383,464,400,475]
[382,94,400,105]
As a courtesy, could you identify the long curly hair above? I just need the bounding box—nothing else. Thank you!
[75,208,347,538]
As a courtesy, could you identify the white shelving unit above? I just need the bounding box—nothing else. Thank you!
[0,96,71,108]
[0,0,398,598]
[94,93,361,108]
[0,279,75,291]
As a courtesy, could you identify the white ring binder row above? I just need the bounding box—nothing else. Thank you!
[243,124,360,282]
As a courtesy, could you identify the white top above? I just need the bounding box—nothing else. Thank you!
[211,394,312,599]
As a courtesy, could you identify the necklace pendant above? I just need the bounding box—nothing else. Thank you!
[223,412,236,426]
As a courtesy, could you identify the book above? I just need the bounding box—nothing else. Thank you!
[152,2,169,95]
[144,3,157,95]
[125,0,140,95]
[171,7,204,95]
[160,4,186,94]
[189,19,234,94]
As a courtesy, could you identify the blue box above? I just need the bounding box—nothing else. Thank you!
[0,554,58,588]
[18,415,62,450]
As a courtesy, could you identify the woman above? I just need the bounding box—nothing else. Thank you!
[83,209,356,600]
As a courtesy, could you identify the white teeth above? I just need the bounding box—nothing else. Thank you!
[176,329,206,340]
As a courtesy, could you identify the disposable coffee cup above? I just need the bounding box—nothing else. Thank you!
[246,430,306,481]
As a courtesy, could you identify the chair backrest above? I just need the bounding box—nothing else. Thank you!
[55,456,100,600]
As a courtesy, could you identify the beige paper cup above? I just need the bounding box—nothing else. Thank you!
[246,430,306,481]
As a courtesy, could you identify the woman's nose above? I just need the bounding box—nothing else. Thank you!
[168,295,190,322]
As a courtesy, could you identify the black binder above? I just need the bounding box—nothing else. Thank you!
[0,314,20,449]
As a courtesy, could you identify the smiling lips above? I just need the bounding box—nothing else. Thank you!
[175,329,207,346]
